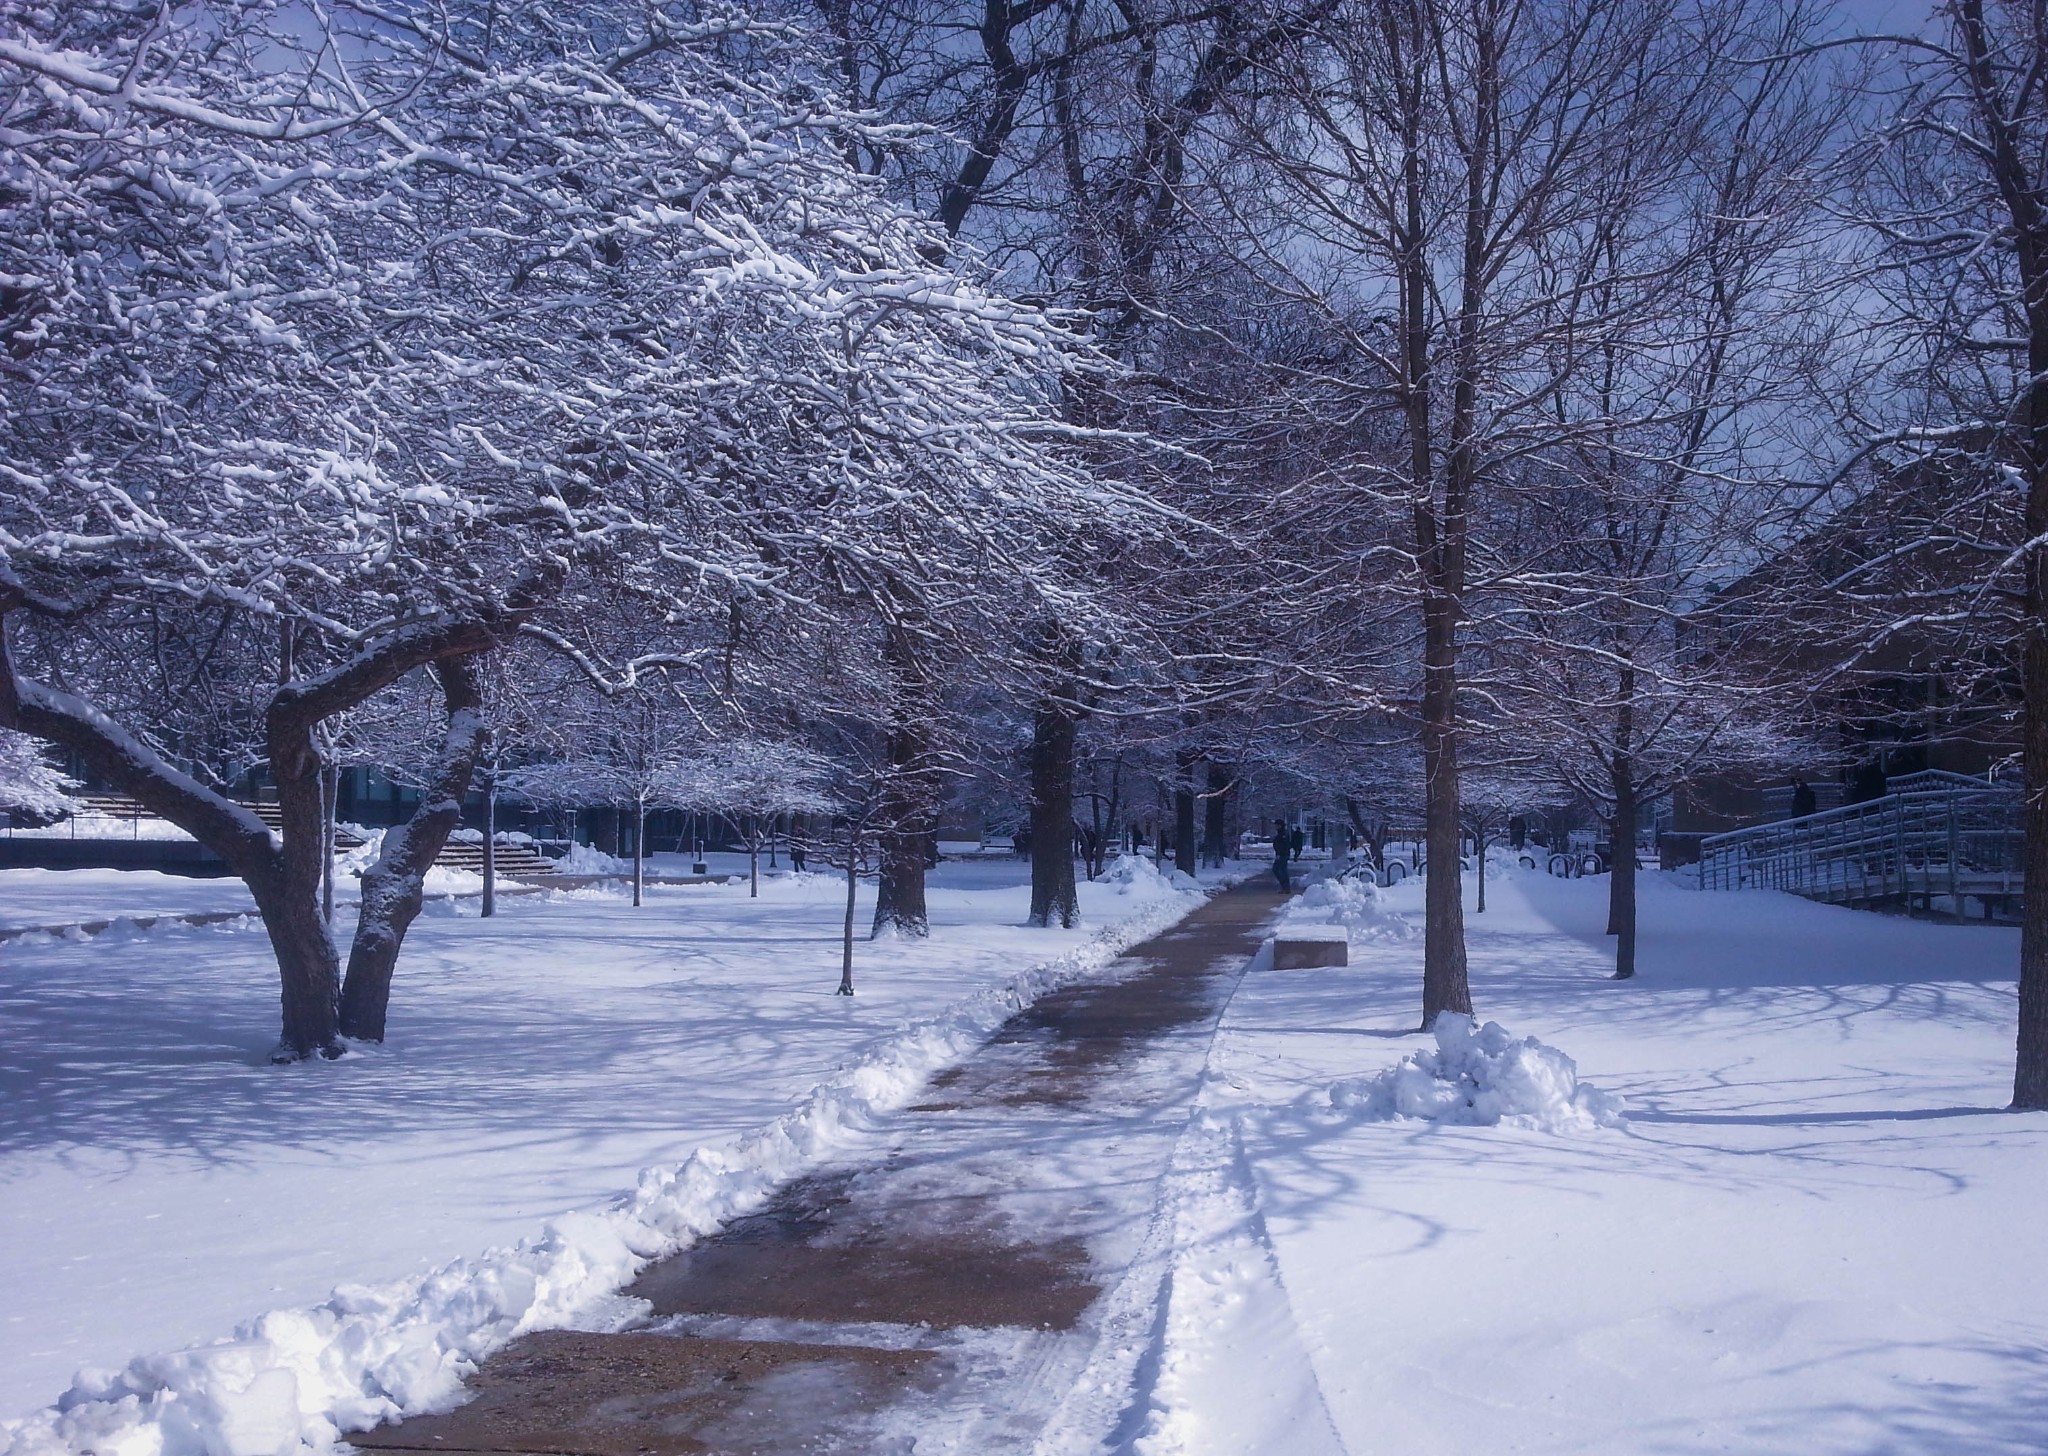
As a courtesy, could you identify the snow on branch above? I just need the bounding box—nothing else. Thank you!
[0,727,75,820]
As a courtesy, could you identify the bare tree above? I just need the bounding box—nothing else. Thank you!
[1211,0,1820,1022]
[1833,0,2048,1105]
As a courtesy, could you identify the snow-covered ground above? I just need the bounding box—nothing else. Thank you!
[0,850,1030,934]
[1144,866,2046,1455]
[13,857,2041,1455]
[0,857,1209,1438]
[0,868,258,929]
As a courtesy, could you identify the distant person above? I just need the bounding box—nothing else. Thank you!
[1273,818,1293,892]
[1508,815,1527,850]
[1790,779,1817,818]
[789,841,807,873]
[1290,826,1306,858]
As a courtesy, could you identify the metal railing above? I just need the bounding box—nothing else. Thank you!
[1698,773,2022,915]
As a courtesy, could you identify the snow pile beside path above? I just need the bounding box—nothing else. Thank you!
[0,880,1210,1456]
[420,866,486,896]
[1327,1014,1623,1133]
[552,843,631,876]
[1098,852,1199,894]
[332,831,382,882]
[1279,875,1412,944]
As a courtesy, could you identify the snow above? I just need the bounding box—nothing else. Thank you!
[1126,1115,1347,1456]
[415,867,486,896]
[1139,865,2048,1456]
[4,816,198,842]
[0,869,256,928]
[1319,1011,1624,1132]
[1273,872,1413,944]
[0,733,78,821]
[548,843,632,876]
[0,859,1211,1452]
[13,856,2048,1454]
[1097,852,1200,895]
[0,860,491,935]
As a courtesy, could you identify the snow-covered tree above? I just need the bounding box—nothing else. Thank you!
[663,741,840,896]
[813,0,1335,933]
[1833,0,2048,1106]
[0,0,1149,1057]
[1201,0,1838,1024]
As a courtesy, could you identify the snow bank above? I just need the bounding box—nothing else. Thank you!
[418,867,485,896]
[1098,852,1200,894]
[550,843,631,876]
[1115,1115,1347,1456]
[0,879,1209,1456]
[9,814,198,842]
[1278,874,1413,944]
[329,832,482,895]
[1325,1014,1623,1133]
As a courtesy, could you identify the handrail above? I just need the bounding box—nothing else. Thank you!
[1700,783,2012,852]
[1697,776,2021,914]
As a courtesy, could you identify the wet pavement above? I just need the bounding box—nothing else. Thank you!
[353,879,1284,1456]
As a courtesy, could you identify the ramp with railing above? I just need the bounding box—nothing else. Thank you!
[1697,771,2022,919]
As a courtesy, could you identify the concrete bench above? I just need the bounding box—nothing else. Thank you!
[1272,937,1348,969]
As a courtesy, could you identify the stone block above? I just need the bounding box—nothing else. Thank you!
[1272,937,1348,969]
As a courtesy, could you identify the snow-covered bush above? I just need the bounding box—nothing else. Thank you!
[0,729,75,822]
[1280,874,1414,943]
[1327,1014,1624,1132]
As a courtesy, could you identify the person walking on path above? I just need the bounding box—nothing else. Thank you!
[790,841,807,874]
[1272,818,1294,893]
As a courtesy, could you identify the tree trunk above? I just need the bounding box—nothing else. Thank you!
[1610,758,1639,981]
[1027,690,1079,928]
[1475,829,1487,914]
[265,631,345,1058]
[1173,746,1198,876]
[2000,0,2048,1104]
[632,798,645,907]
[1420,594,1472,1026]
[2017,193,2048,1098]
[244,868,346,1060]
[1204,761,1232,866]
[481,777,496,919]
[1102,758,1123,875]
[839,828,858,995]
[2017,610,2048,1102]
[872,721,934,938]
[321,762,338,926]
[1392,35,1472,1028]
[750,834,760,898]
[338,660,488,1041]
